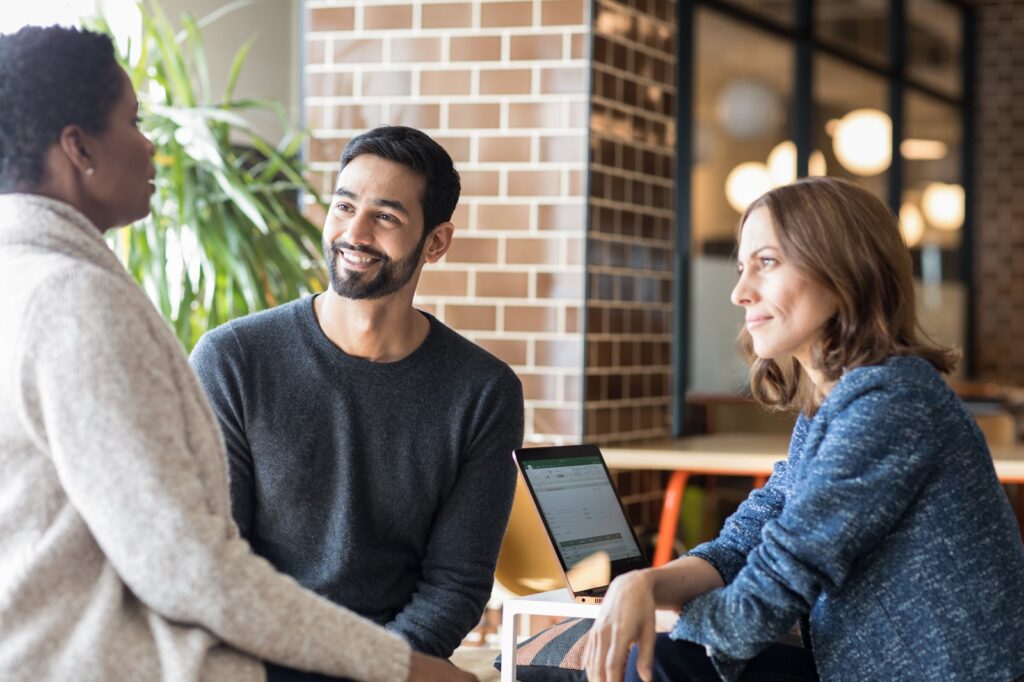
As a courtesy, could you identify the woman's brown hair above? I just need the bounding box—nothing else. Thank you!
[737,176,958,413]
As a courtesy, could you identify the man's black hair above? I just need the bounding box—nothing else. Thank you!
[339,125,461,234]
[0,26,123,191]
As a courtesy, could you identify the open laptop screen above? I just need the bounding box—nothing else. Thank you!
[515,445,647,595]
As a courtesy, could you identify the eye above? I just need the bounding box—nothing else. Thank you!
[333,202,354,214]
[376,212,399,224]
[759,256,778,269]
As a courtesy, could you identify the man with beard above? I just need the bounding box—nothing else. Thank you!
[190,126,523,676]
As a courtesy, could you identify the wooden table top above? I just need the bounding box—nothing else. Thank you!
[602,433,1024,483]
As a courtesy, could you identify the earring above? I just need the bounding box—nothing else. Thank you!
[85,168,95,176]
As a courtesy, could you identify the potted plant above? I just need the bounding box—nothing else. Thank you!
[91,0,325,351]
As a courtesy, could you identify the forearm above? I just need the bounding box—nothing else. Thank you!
[645,555,725,609]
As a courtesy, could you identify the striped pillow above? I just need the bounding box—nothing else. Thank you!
[493,617,592,681]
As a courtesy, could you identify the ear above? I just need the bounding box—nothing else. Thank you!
[422,222,454,264]
[57,125,96,176]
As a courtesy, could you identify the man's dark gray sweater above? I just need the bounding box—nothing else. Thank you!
[190,296,523,658]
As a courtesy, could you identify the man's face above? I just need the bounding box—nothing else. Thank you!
[322,154,429,300]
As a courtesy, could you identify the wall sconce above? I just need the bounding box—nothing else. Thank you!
[901,139,948,161]
[921,182,964,231]
[725,161,772,213]
[832,108,892,176]
[899,202,925,247]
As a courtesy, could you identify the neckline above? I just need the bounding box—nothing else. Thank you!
[299,294,439,373]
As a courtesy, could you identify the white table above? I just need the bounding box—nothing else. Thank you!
[500,589,680,682]
[500,589,598,682]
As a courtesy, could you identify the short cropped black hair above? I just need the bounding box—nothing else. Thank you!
[0,26,123,191]
[339,125,461,234]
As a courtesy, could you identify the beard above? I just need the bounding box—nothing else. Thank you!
[323,235,425,300]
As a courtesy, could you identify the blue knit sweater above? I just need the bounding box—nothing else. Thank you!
[673,356,1024,681]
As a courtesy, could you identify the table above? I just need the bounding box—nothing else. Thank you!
[499,589,678,682]
[499,589,598,682]
[603,434,1024,566]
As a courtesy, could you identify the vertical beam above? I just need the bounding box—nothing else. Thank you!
[961,3,976,377]
[888,0,906,214]
[794,0,812,178]
[672,0,695,437]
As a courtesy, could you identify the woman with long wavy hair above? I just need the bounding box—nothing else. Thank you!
[584,177,1024,682]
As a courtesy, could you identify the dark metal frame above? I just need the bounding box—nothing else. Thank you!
[672,0,973,435]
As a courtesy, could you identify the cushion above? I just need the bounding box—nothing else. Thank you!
[493,617,592,681]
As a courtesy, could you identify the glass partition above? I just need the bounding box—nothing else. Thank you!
[814,54,890,202]
[689,9,794,393]
[816,0,888,66]
[907,0,962,97]
[902,91,964,371]
[716,0,795,27]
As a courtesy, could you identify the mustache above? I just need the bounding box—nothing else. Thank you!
[330,240,387,262]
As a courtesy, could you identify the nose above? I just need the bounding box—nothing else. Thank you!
[730,269,756,308]
[343,209,375,245]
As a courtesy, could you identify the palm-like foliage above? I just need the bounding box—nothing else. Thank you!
[92,1,326,351]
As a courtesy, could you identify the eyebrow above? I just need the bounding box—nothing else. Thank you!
[333,187,410,216]
[737,245,779,262]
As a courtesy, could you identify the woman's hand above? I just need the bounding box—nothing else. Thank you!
[406,652,478,682]
[584,569,657,682]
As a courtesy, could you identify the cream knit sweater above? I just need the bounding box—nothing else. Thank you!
[0,194,411,681]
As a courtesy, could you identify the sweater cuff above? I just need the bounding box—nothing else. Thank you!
[368,633,411,682]
[686,544,739,585]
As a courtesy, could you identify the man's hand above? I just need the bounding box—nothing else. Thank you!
[406,652,478,682]
[583,569,657,682]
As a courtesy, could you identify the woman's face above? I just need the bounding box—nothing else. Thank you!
[82,68,156,231]
[731,207,837,377]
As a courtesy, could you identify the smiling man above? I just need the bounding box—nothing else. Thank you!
[190,126,523,676]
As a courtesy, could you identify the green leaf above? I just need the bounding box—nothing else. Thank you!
[224,36,257,105]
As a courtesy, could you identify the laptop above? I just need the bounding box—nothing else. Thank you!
[513,444,648,604]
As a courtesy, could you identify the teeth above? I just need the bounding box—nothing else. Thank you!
[342,251,375,264]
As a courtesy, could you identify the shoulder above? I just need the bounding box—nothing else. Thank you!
[425,314,521,384]
[822,356,945,418]
[30,265,158,343]
[192,298,310,362]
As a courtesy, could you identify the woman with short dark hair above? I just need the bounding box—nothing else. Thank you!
[0,25,470,682]
[585,177,1024,682]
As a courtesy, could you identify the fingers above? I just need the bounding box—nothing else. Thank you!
[584,623,631,682]
[635,614,657,682]
[603,631,628,682]
[584,621,606,682]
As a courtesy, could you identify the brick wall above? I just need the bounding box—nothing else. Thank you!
[304,0,591,444]
[585,0,678,528]
[973,0,1024,384]
[584,0,676,446]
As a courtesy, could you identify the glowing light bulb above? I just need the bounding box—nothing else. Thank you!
[809,150,827,177]
[832,108,892,176]
[725,162,772,213]
[921,182,964,231]
[899,202,925,247]
[767,140,796,187]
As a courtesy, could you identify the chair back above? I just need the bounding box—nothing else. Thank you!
[494,473,564,596]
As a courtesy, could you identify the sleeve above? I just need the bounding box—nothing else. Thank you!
[688,417,811,585]
[687,457,790,584]
[670,382,937,681]
[385,369,524,658]
[189,327,256,539]
[15,275,411,682]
